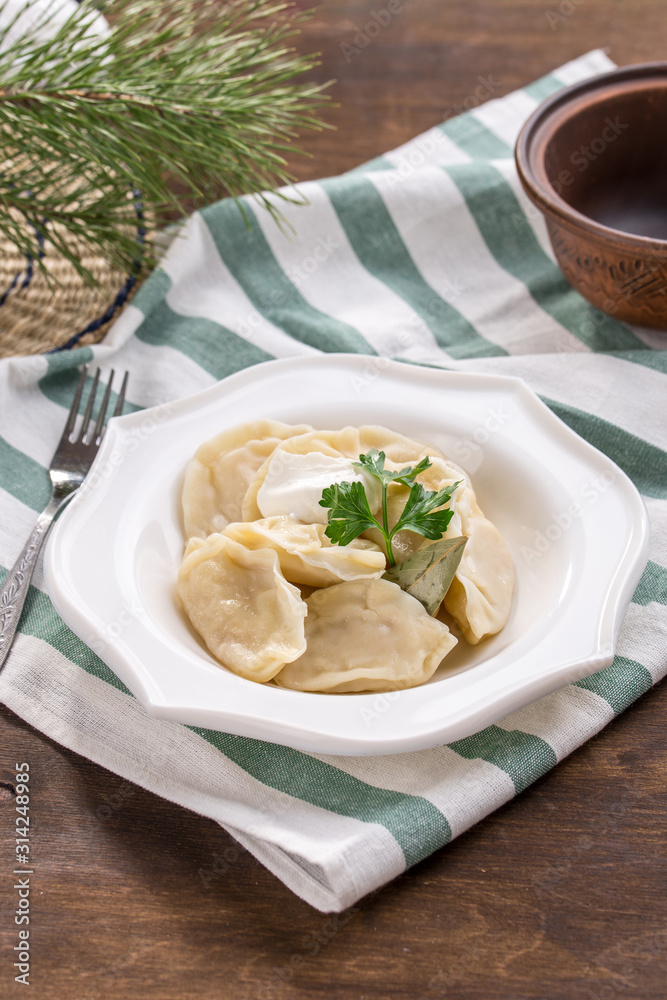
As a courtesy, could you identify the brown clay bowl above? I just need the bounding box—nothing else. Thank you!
[515,62,667,329]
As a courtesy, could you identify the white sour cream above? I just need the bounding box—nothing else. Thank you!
[256,451,381,525]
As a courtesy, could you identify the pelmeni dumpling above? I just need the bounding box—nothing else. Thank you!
[182,419,311,538]
[441,482,514,645]
[275,578,457,693]
[242,424,446,522]
[418,457,513,644]
[361,482,424,563]
[176,533,306,682]
[360,454,469,563]
[255,451,382,526]
[362,453,514,643]
[222,516,387,587]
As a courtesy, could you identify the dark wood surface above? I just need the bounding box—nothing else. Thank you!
[2,2,667,997]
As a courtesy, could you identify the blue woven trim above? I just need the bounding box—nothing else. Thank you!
[0,209,45,305]
[0,183,145,351]
[50,190,146,353]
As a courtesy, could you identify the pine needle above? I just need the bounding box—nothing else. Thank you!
[0,0,332,282]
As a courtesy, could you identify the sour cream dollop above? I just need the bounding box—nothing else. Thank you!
[256,451,381,525]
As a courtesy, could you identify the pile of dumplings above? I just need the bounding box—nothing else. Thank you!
[177,421,514,693]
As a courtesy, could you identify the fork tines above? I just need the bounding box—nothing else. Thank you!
[63,365,129,447]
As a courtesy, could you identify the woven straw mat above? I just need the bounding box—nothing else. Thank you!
[0,225,138,359]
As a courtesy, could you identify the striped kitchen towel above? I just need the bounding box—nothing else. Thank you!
[1,49,665,913]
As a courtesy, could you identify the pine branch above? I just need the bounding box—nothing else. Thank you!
[0,0,332,281]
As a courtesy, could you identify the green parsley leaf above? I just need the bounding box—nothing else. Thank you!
[353,448,432,488]
[320,450,463,570]
[319,481,379,547]
[393,481,462,539]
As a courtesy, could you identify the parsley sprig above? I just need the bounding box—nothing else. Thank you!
[319,449,461,567]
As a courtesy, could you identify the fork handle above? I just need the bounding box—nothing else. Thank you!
[0,496,68,672]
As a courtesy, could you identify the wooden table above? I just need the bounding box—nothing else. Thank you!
[2,2,666,997]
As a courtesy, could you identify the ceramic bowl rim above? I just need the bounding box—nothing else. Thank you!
[515,60,667,252]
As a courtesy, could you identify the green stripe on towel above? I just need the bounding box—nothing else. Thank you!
[39,364,141,417]
[575,656,653,714]
[523,73,566,103]
[134,300,275,380]
[201,200,376,356]
[439,115,511,160]
[542,396,667,499]
[449,724,558,793]
[191,728,452,866]
[0,572,132,694]
[632,561,667,606]
[322,175,507,360]
[129,267,172,317]
[446,163,643,352]
[44,347,94,374]
[0,439,50,513]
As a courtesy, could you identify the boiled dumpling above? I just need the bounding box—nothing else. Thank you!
[182,419,311,538]
[255,451,382,525]
[364,454,514,643]
[275,578,457,693]
[242,424,446,522]
[360,482,425,563]
[357,425,447,465]
[177,533,306,682]
[222,516,387,587]
[418,456,513,643]
[360,454,469,563]
[441,481,514,645]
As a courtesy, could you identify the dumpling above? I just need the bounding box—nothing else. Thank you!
[360,454,469,563]
[360,482,424,563]
[357,425,446,465]
[176,533,306,682]
[223,516,387,587]
[440,481,514,645]
[242,424,446,523]
[254,451,382,525]
[275,578,457,693]
[182,419,311,538]
[364,453,514,643]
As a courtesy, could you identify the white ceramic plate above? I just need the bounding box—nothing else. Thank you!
[44,356,650,755]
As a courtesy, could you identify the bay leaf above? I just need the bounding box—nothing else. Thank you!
[383,535,467,616]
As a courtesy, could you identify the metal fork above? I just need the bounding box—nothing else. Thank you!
[0,365,129,671]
